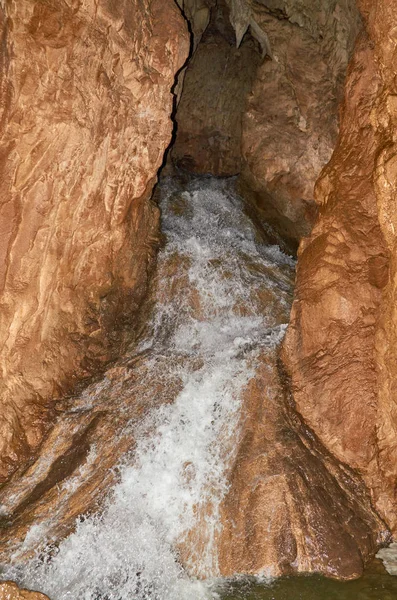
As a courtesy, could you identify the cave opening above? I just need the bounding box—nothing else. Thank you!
[161,0,361,254]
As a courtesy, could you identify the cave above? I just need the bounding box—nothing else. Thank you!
[0,1,397,599]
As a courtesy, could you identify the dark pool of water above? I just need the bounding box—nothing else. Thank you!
[219,562,397,600]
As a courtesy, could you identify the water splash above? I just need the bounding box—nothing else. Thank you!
[3,177,294,600]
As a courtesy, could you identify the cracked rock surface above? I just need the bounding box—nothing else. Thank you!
[282,0,397,538]
[172,0,360,245]
[0,0,189,483]
[239,0,361,245]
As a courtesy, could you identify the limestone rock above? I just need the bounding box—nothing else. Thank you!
[282,0,397,537]
[0,0,189,482]
[173,0,360,243]
[218,351,386,579]
[175,0,211,50]
[0,582,49,600]
[172,0,261,176]
[240,0,361,245]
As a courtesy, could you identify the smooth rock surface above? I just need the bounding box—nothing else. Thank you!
[0,0,188,482]
[218,352,386,579]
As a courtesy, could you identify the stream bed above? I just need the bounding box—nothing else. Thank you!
[0,176,395,599]
[219,564,397,600]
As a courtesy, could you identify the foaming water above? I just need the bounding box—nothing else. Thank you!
[3,177,294,599]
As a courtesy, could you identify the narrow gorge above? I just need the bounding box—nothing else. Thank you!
[0,1,397,599]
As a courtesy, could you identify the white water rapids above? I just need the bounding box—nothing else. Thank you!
[2,177,294,599]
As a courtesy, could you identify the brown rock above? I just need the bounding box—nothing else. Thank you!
[0,1,189,482]
[0,184,216,562]
[172,0,360,243]
[0,175,387,582]
[282,0,397,538]
[0,582,49,600]
[218,351,386,580]
[172,0,261,176]
[239,0,361,244]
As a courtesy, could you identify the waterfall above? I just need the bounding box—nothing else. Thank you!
[2,177,294,600]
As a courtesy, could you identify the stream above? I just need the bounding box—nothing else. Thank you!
[0,176,395,599]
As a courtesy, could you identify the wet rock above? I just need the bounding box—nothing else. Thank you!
[239,0,361,244]
[173,0,360,243]
[0,175,387,584]
[282,0,397,538]
[0,582,49,600]
[0,1,189,482]
[172,0,261,176]
[218,352,386,579]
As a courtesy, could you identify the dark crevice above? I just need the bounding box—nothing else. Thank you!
[157,2,195,178]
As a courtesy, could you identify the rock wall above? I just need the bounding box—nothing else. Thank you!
[218,354,386,580]
[282,0,397,536]
[0,0,189,483]
[239,0,361,245]
[171,0,261,176]
[172,0,360,245]
[0,176,386,584]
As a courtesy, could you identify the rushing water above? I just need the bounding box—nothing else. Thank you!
[2,177,294,599]
[2,176,396,600]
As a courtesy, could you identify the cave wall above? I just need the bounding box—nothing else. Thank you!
[239,0,361,244]
[218,351,386,580]
[0,581,49,600]
[171,0,361,245]
[282,0,397,535]
[171,0,261,176]
[0,0,189,483]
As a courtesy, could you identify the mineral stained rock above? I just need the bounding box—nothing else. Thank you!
[239,0,361,244]
[0,177,385,583]
[218,353,386,580]
[172,0,261,176]
[0,0,189,482]
[173,0,360,243]
[282,0,397,536]
[0,582,49,600]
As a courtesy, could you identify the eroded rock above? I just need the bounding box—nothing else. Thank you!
[282,0,397,538]
[218,352,386,579]
[0,0,189,482]
[240,0,361,245]
[172,0,261,176]
[0,582,49,600]
[172,0,360,243]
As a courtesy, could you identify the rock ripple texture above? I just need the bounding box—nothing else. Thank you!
[282,0,397,538]
[0,0,189,482]
[0,582,49,600]
[0,178,386,598]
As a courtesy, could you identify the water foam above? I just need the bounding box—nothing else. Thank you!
[3,177,294,599]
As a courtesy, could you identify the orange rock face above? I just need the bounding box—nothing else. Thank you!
[218,353,386,580]
[282,1,397,536]
[240,0,361,244]
[0,1,188,482]
[0,582,49,600]
[172,0,360,245]
[0,175,387,585]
